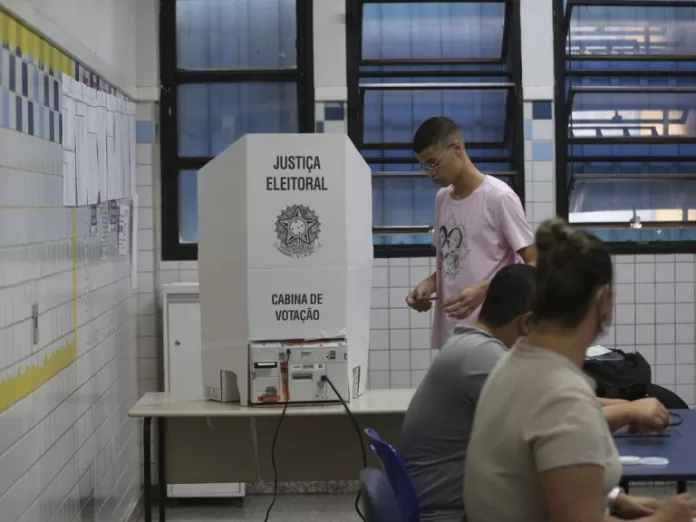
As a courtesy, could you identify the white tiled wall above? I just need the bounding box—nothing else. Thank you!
[133,102,159,484]
[366,255,696,407]
[0,127,139,519]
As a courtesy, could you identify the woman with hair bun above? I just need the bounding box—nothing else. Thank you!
[463,218,696,522]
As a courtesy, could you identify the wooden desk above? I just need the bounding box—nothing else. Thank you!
[129,390,415,522]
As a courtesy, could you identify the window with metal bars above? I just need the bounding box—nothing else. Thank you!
[554,0,696,252]
[159,0,314,261]
[346,0,525,258]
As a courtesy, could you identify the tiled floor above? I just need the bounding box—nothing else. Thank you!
[139,495,358,521]
[139,484,696,521]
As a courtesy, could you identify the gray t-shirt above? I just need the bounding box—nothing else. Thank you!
[399,326,505,522]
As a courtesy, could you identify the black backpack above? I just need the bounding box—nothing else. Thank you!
[583,348,651,401]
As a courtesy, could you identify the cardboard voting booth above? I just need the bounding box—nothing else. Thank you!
[197,134,373,406]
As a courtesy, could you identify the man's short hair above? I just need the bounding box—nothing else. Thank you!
[479,264,536,328]
[412,117,461,154]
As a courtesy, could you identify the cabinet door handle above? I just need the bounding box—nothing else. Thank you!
[174,340,181,346]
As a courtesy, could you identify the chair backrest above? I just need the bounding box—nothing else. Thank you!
[360,468,405,522]
[364,428,420,522]
[646,383,690,409]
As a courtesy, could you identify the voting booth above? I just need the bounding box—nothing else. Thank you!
[198,134,373,406]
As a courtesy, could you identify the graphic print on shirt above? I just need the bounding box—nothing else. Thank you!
[438,216,469,279]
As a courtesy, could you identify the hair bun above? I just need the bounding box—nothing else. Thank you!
[536,218,588,268]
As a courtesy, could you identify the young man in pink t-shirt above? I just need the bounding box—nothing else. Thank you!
[406,117,537,349]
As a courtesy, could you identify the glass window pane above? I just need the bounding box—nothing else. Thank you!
[569,177,696,224]
[179,170,199,244]
[567,4,696,58]
[570,89,696,138]
[372,178,438,245]
[363,88,508,144]
[362,2,505,60]
[178,83,298,157]
[176,0,297,69]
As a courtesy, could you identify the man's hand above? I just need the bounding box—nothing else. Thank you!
[442,281,488,319]
[626,397,669,432]
[652,493,696,522]
[614,493,660,518]
[406,277,436,312]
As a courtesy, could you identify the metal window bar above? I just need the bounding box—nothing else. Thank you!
[360,58,504,66]
[359,0,511,4]
[361,142,511,150]
[371,170,516,179]
[567,54,696,62]
[568,69,696,78]
[571,173,696,181]
[170,68,301,83]
[358,69,512,78]
[574,221,696,229]
[373,226,434,235]
[359,81,516,90]
[570,136,696,144]
[365,155,513,164]
[570,126,661,138]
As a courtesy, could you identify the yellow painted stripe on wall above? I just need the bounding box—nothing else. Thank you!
[7,14,17,50]
[0,9,75,74]
[27,31,39,61]
[0,210,79,413]
[39,37,48,64]
[0,12,6,42]
[20,21,28,55]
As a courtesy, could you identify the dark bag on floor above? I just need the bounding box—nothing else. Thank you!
[583,348,651,401]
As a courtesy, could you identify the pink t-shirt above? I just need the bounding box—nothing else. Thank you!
[431,176,534,349]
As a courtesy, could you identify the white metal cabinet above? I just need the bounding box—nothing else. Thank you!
[163,283,245,498]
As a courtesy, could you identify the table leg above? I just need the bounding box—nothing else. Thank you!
[677,481,686,494]
[158,417,167,522]
[143,417,152,522]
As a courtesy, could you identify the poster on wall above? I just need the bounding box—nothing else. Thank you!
[60,73,136,206]
[118,202,130,257]
[99,202,110,261]
[61,75,77,207]
[90,205,98,236]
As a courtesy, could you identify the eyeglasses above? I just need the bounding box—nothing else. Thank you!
[419,145,452,172]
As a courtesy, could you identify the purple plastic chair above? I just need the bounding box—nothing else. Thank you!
[360,468,405,522]
[364,428,420,522]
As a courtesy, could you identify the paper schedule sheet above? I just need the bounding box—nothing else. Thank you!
[61,73,137,207]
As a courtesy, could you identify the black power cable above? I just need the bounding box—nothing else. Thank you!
[263,366,368,521]
[321,375,368,521]
[264,351,291,522]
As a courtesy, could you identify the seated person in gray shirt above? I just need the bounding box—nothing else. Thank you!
[399,264,670,522]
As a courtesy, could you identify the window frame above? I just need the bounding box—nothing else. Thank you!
[159,0,315,261]
[552,0,696,254]
[346,0,525,259]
